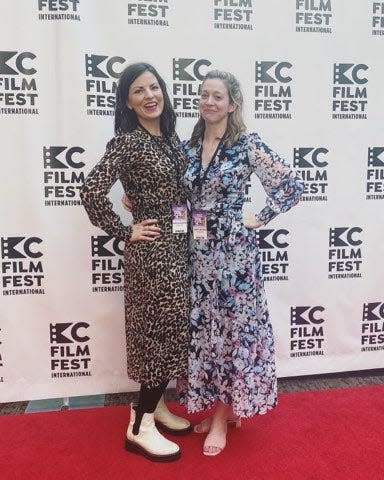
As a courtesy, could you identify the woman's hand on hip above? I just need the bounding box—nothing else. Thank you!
[243,212,263,229]
[130,219,161,242]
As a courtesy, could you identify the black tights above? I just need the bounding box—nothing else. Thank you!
[132,381,168,435]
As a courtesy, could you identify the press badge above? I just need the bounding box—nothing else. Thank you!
[192,210,207,240]
[172,204,188,233]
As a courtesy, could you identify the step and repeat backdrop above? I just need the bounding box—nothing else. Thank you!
[1,1,383,402]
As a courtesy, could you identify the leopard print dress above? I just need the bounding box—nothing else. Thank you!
[80,127,190,388]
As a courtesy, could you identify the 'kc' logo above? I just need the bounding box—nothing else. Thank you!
[50,322,90,344]
[362,302,384,321]
[333,64,368,85]
[173,58,212,81]
[85,54,126,79]
[329,227,362,247]
[368,147,384,167]
[293,148,329,168]
[91,236,124,257]
[255,61,292,83]
[256,229,289,249]
[43,146,85,169]
[1,237,42,259]
[291,306,325,325]
[0,51,36,75]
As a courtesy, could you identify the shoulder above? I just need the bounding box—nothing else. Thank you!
[166,132,183,151]
[242,132,268,153]
[170,132,181,144]
[181,138,198,157]
[105,130,141,151]
[244,132,261,145]
[226,132,260,153]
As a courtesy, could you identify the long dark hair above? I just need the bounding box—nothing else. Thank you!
[190,70,246,148]
[114,62,176,136]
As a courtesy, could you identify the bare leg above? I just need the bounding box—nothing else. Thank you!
[194,407,241,434]
[203,401,231,456]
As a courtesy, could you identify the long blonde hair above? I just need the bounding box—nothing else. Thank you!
[190,70,246,147]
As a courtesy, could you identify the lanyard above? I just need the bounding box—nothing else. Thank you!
[138,124,185,189]
[195,136,224,192]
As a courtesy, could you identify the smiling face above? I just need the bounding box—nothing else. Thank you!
[199,78,236,128]
[126,70,164,130]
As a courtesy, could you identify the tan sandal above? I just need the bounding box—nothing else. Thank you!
[194,415,241,434]
[193,417,212,434]
[203,426,227,456]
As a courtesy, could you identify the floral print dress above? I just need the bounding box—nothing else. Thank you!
[178,132,304,417]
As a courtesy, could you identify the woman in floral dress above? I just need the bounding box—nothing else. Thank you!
[178,70,304,456]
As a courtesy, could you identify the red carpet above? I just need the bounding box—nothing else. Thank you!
[1,385,383,480]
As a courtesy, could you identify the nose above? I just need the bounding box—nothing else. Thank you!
[144,88,154,99]
[205,95,214,105]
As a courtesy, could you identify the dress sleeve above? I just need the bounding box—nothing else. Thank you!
[80,135,133,242]
[247,132,304,225]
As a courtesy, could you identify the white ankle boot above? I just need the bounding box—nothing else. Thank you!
[154,395,192,435]
[125,406,181,462]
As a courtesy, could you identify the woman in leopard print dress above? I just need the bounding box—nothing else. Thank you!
[80,63,190,462]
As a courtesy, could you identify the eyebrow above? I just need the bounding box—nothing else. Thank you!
[133,82,159,89]
[201,89,224,94]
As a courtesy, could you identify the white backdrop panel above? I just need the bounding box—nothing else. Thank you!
[0,0,383,401]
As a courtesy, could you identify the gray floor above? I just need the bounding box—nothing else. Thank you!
[278,368,384,392]
[103,369,384,405]
[1,369,383,415]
